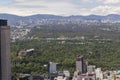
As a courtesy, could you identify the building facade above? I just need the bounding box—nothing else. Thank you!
[49,62,57,73]
[0,20,11,80]
[76,56,87,74]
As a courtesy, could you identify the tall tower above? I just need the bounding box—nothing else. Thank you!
[76,56,87,74]
[0,20,11,80]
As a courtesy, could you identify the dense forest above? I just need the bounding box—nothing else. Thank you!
[11,24,120,79]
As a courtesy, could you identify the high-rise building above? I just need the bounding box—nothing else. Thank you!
[49,62,57,73]
[0,20,11,80]
[87,65,96,74]
[76,56,87,74]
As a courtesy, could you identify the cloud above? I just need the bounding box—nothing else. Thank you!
[0,0,79,16]
[98,0,120,4]
[91,5,120,15]
[82,0,90,2]
[0,0,120,16]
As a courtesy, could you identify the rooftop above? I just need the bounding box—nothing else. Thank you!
[0,19,7,26]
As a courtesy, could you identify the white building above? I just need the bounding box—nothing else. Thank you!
[95,68,103,80]
[63,70,70,77]
[54,76,67,80]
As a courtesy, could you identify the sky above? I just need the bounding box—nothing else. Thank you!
[0,0,120,16]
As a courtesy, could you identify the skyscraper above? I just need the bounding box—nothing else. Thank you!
[0,20,11,80]
[76,56,87,74]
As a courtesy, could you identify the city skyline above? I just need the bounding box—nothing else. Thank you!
[0,0,120,16]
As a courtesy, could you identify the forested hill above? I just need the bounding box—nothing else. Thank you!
[10,13,120,79]
[11,23,120,78]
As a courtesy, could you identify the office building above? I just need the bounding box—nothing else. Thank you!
[0,20,11,80]
[76,56,87,74]
[87,65,96,74]
[49,62,57,73]
[95,68,103,80]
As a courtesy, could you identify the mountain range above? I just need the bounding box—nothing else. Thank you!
[0,13,120,26]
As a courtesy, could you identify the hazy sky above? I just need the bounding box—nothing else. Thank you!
[0,0,120,16]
